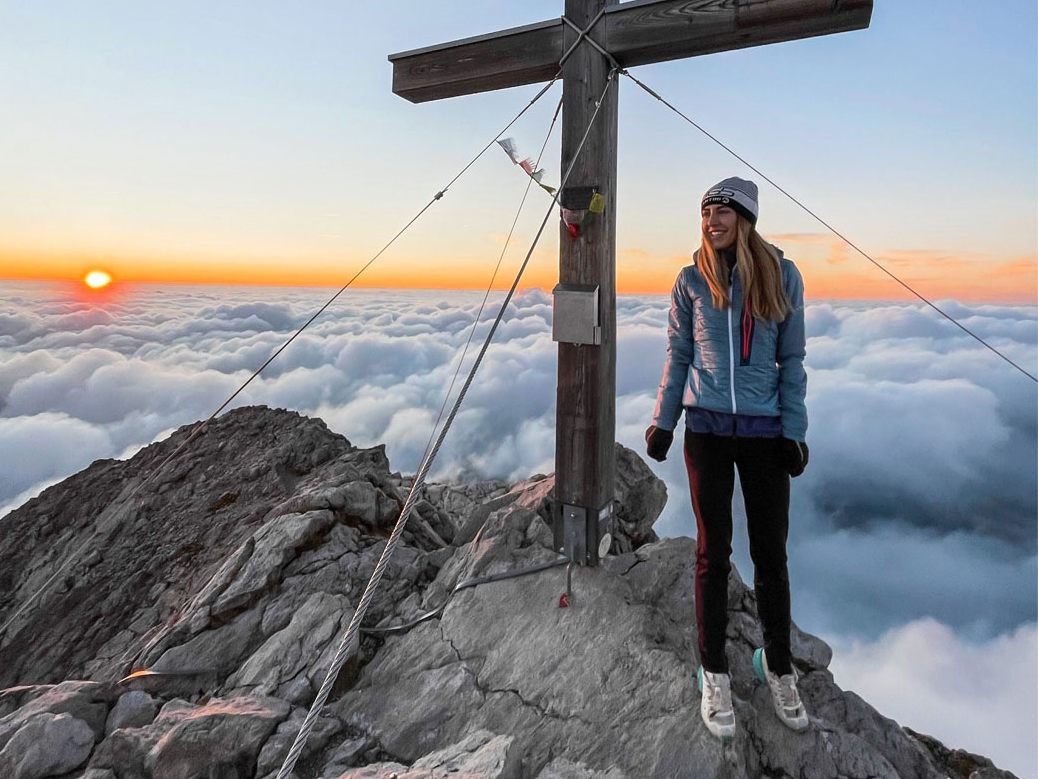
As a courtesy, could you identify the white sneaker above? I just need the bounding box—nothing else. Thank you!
[697,666,736,740]
[754,648,809,731]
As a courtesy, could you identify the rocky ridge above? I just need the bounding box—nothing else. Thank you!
[0,406,1018,778]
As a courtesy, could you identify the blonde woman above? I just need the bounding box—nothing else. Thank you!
[645,177,809,740]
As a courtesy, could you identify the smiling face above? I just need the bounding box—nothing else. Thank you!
[702,204,739,251]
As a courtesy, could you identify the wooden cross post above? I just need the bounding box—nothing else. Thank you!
[389,0,873,566]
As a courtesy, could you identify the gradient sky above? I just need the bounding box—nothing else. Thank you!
[1,1,1036,300]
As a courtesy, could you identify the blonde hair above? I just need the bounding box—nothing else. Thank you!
[698,216,789,322]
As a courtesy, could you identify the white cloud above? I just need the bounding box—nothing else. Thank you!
[788,522,1037,638]
[0,282,1035,769]
[1,283,1034,632]
[0,412,113,502]
[829,619,1038,779]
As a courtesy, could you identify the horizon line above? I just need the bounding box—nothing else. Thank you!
[3,275,1037,307]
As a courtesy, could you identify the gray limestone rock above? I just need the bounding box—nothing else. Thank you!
[535,758,627,779]
[338,539,706,777]
[229,591,354,698]
[90,695,290,777]
[328,731,520,779]
[609,442,667,553]
[88,716,163,777]
[105,690,159,735]
[904,727,1020,779]
[143,695,290,778]
[211,509,337,618]
[151,608,263,677]
[0,711,95,779]
[319,735,377,777]
[333,528,955,779]
[331,762,410,779]
[0,406,1019,779]
[410,731,521,777]
[0,408,354,688]
[0,680,115,754]
[256,706,344,777]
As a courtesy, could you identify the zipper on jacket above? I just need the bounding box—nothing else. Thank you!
[727,282,737,415]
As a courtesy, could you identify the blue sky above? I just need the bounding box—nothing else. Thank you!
[1,0,1035,297]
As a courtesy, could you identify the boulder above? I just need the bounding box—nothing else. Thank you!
[329,730,521,779]
[0,680,115,748]
[0,711,95,779]
[105,690,159,735]
[89,695,290,778]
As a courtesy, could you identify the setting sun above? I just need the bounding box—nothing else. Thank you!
[84,270,112,289]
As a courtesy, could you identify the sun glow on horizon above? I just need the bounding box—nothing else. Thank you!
[1,246,1032,304]
[84,270,113,289]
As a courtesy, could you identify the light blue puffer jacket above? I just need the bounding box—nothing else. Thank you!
[651,249,808,441]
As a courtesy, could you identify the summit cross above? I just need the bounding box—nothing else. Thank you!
[389,0,873,565]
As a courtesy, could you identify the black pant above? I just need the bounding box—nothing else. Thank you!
[683,429,793,676]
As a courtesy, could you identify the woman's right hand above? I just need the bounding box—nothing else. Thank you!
[645,425,674,462]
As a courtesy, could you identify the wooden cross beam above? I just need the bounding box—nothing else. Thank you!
[389,0,873,565]
[389,1,873,103]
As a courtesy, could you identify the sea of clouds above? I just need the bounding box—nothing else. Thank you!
[1,281,1035,775]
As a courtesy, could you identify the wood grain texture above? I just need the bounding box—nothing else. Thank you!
[389,0,873,102]
[555,0,619,514]
[607,0,873,67]
[390,24,563,104]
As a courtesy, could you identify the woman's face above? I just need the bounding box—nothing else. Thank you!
[702,204,738,250]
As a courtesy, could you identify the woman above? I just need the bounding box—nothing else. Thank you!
[644,177,809,740]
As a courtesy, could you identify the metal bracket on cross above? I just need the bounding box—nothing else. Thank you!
[560,13,622,72]
[553,500,614,567]
[557,8,609,68]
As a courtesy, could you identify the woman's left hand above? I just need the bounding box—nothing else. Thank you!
[782,438,810,477]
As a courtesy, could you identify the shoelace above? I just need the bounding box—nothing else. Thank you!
[707,677,733,718]
[776,674,802,711]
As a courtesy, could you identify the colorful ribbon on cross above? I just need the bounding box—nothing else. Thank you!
[560,191,606,239]
[497,139,608,239]
[497,138,556,195]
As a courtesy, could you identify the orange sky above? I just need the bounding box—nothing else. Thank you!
[3,237,1034,304]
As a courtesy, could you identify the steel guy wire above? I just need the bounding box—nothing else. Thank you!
[389,0,611,578]
[557,7,607,68]
[0,5,608,646]
[555,20,1033,383]
[275,67,620,779]
[0,78,563,644]
[414,95,564,491]
[621,69,1037,384]
[400,0,602,382]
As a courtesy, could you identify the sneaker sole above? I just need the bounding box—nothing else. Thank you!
[752,648,767,682]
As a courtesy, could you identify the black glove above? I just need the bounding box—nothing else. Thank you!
[782,438,809,477]
[645,425,674,462]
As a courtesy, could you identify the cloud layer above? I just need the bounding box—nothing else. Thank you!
[2,280,1035,773]
[830,619,1037,778]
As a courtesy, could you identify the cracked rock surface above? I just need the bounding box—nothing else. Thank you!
[0,406,1019,778]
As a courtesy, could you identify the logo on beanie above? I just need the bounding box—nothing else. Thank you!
[701,178,759,224]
